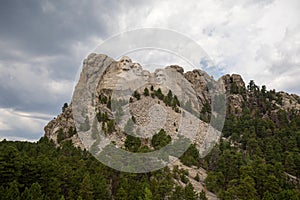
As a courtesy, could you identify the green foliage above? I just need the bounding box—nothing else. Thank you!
[107,96,112,109]
[56,127,77,143]
[151,129,171,150]
[115,186,127,200]
[79,173,94,200]
[204,98,300,199]
[99,94,107,104]
[247,80,258,92]
[0,139,110,200]
[68,127,77,137]
[29,182,43,200]
[199,190,207,200]
[56,128,64,143]
[62,103,68,112]
[133,90,141,100]
[131,116,136,123]
[194,173,200,182]
[200,101,211,122]
[230,82,239,94]
[170,186,185,200]
[6,180,20,200]
[96,111,109,123]
[148,88,181,113]
[180,144,201,167]
[184,183,197,200]
[180,174,189,184]
[125,135,141,152]
[155,88,164,100]
[107,119,115,134]
[0,141,180,200]
[143,87,149,96]
[143,187,152,200]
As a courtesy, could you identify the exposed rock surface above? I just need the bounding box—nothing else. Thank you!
[168,157,218,200]
[44,53,300,155]
[278,91,300,111]
[184,69,212,106]
[222,74,245,91]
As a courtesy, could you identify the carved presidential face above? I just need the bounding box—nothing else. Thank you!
[132,63,143,76]
[155,70,166,85]
[142,70,151,81]
[119,56,132,71]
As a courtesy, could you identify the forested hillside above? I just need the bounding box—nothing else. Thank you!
[0,84,209,199]
[1,78,300,200]
[0,137,204,200]
[203,80,300,199]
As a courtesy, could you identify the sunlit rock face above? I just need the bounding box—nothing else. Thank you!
[45,53,227,158]
[132,63,143,76]
[119,56,132,71]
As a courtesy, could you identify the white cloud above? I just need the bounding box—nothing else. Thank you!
[112,0,299,94]
[255,26,300,93]
[0,58,74,109]
[0,108,52,141]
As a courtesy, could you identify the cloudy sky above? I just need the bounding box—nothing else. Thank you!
[0,0,299,141]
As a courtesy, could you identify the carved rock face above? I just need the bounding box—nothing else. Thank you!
[132,63,143,76]
[155,70,166,85]
[142,70,150,81]
[119,56,132,71]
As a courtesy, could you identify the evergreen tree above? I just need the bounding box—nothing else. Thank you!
[56,128,64,143]
[144,88,149,96]
[125,135,141,152]
[155,88,164,100]
[151,129,171,150]
[79,173,94,200]
[262,191,275,200]
[6,180,20,200]
[184,183,197,200]
[235,176,258,200]
[21,187,32,200]
[62,103,68,112]
[199,190,207,200]
[29,182,43,200]
[115,186,127,200]
[144,187,152,200]
[170,186,185,200]
[0,146,22,184]
[133,91,141,100]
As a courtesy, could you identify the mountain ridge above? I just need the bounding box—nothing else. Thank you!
[44,53,300,147]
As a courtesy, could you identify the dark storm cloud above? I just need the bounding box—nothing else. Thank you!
[0,0,115,56]
[0,0,125,114]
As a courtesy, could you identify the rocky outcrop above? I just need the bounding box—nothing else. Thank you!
[168,156,218,200]
[184,69,213,106]
[44,53,225,164]
[166,65,184,74]
[221,74,245,91]
[278,91,300,112]
[44,53,300,147]
[220,74,246,116]
[44,105,83,148]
